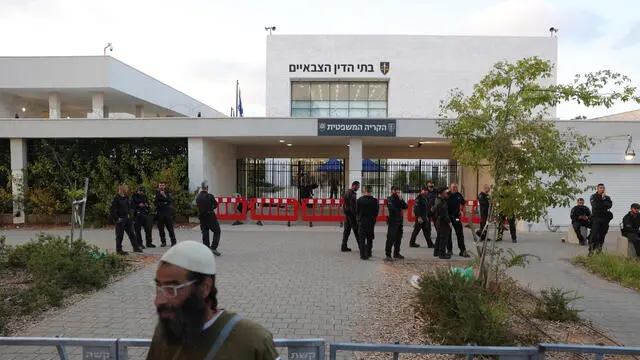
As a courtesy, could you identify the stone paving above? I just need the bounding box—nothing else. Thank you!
[0,224,639,359]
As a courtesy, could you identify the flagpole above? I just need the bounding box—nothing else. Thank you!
[235,80,239,118]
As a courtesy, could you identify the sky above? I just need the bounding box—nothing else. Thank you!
[1,0,639,119]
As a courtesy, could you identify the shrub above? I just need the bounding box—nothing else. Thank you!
[26,188,64,216]
[572,253,640,290]
[533,287,582,322]
[1,233,126,313]
[0,296,6,335]
[416,269,514,346]
[0,187,12,214]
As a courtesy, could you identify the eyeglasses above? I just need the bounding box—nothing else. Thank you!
[153,280,196,299]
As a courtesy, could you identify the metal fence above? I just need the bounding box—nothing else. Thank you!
[0,337,325,360]
[2,337,639,360]
[237,158,458,200]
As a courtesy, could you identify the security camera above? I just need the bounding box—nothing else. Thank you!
[272,26,276,31]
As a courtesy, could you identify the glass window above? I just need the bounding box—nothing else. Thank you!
[349,101,368,109]
[368,101,387,109]
[291,101,311,109]
[311,83,330,101]
[368,82,388,101]
[348,108,368,118]
[331,101,349,109]
[330,108,348,117]
[350,83,368,101]
[368,109,387,118]
[311,108,330,117]
[291,82,311,101]
[330,83,349,101]
[311,101,330,109]
[292,108,311,117]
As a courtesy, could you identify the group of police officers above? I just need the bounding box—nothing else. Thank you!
[110,183,178,255]
[111,179,640,261]
[571,182,640,257]
[341,181,476,261]
[110,181,223,257]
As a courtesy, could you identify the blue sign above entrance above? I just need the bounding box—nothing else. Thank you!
[317,119,396,137]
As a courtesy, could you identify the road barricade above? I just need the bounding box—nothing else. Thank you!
[214,197,248,221]
[249,198,299,226]
[300,198,344,224]
[407,199,416,223]
[376,198,388,222]
[468,200,481,224]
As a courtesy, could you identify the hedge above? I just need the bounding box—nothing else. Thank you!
[0,138,197,225]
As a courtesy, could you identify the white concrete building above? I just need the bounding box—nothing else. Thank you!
[1,36,638,231]
[0,56,224,119]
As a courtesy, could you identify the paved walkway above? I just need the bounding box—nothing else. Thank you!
[0,225,638,359]
[502,231,640,347]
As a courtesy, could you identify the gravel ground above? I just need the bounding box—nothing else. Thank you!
[0,253,158,336]
[354,259,631,360]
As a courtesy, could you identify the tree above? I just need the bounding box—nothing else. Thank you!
[437,57,640,285]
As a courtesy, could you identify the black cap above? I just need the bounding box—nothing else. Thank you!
[421,186,429,191]
[138,186,145,191]
[632,203,640,209]
[391,185,400,191]
[437,186,448,194]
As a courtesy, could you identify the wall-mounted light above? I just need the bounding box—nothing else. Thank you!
[279,139,285,143]
[601,134,635,161]
[409,144,415,148]
[625,135,635,161]
[287,143,292,147]
[21,107,26,112]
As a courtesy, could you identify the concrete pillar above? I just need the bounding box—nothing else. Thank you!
[91,92,104,118]
[48,92,61,119]
[135,105,145,118]
[188,137,205,192]
[10,138,27,224]
[103,106,109,118]
[348,138,363,187]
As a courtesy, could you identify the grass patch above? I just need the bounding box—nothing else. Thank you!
[0,233,128,335]
[533,287,582,322]
[572,252,640,290]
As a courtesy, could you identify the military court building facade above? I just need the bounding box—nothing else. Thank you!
[1,35,639,230]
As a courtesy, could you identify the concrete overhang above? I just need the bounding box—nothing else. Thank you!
[0,56,224,118]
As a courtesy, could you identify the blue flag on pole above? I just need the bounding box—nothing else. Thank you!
[238,88,244,117]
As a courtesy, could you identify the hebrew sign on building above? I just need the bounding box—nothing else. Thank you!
[289,61,390,75]
[317,119,396,137]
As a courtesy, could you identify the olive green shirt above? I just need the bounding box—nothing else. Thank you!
[146,310,280,360]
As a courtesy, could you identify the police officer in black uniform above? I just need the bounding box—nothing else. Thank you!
[110,184,142,255]
[570,198,591,246]
[341,181,360,252]
[433,186,452,259]
[446,183,470,257]
[496,180,518,243]
[589,183,613,255]
[196,181,222,256]
[356,185,379,260]
[621,203,640,257]
[477,184,491,241]
[155,182,177,247]
[131,186,156,249]
[425,182,438,239]
[384,186,408,261]
[409,186,435,248]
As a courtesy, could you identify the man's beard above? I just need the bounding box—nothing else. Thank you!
[157,291,208,347]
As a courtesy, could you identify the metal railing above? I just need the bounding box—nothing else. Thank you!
[330,343,542,360]
[1,337,640,360]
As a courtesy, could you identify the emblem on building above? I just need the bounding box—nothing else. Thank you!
[380,61,390,75]
[387,123,395,133]
[319,121,326,131]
